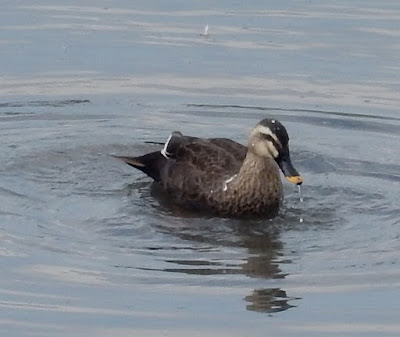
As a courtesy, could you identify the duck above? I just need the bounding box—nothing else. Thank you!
[114,118,303,217]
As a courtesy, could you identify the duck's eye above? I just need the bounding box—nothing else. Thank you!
[261,133,281,150]
[261,133,274,141]
[258,133,280,158]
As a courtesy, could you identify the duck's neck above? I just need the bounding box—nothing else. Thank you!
[226,151,282,193]
[239,151,280,177]
[215,151,283,215]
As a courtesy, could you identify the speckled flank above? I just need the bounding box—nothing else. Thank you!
[206,153,283,216]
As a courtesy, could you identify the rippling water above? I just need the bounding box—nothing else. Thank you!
[1,1,400,336]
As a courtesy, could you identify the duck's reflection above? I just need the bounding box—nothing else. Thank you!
[235,224,284,279]
[117,182,301,314]
[245,288,297,313]
[235,224,299,313]
[152,212,299,313]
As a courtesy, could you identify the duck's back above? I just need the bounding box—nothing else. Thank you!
[161,137,246,209]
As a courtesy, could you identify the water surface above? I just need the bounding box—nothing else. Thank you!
[1,1,400,336]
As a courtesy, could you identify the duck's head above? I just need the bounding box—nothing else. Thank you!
[248,118,304,185]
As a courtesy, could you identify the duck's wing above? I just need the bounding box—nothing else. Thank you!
[168,136,245,175]
[114,133,247,190]
[161,136,246,207]
[208,138,247,161]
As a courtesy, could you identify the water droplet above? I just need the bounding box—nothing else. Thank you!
[201,24,209,36]
[297,185,303,202]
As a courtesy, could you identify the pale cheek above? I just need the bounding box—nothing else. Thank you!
[254,143,273,157]
[266,142,279,158]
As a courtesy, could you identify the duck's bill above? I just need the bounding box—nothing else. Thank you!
[285,175,304,185]
[276,149,304,185]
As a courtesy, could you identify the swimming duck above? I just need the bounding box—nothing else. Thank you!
[115,118,303,217]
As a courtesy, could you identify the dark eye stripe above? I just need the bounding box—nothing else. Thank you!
[262,134,282,151]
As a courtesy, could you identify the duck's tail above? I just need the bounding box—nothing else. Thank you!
[112,151,166,183]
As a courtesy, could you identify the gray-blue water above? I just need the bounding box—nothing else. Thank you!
[1,1,400,336]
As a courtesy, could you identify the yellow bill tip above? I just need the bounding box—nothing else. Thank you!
[286,175,304,185]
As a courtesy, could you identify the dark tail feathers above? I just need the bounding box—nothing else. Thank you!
[113,151,166,183]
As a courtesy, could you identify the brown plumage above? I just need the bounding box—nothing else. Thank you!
[114,118,303,217]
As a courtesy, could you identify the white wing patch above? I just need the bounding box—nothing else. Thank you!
[223,174,237,191]
[160,134,172,159]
